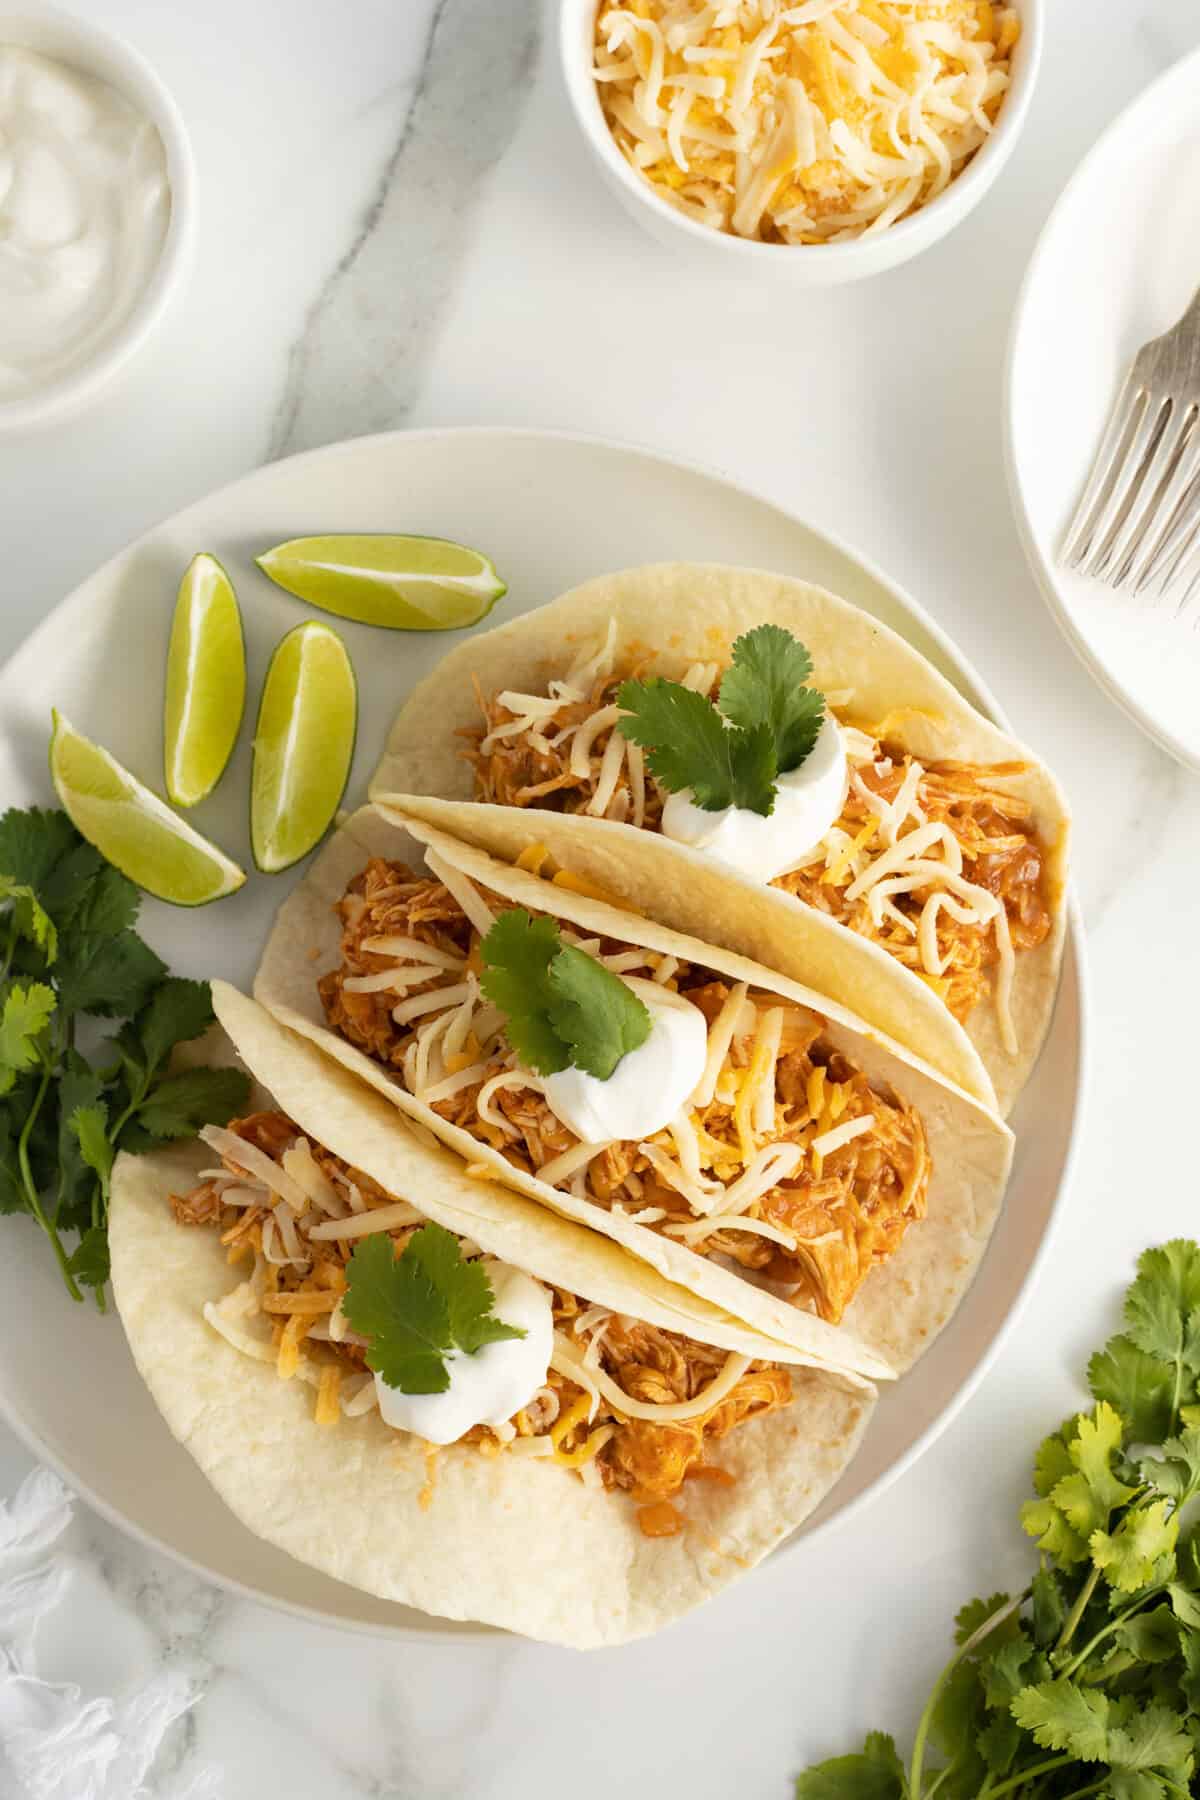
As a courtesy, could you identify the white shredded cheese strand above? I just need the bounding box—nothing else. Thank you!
[811,1113,876,1157]
[199,1126,310,1213]
[306,1201,425,1241]
[424,850,495,938]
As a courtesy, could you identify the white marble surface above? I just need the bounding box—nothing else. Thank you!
[2,1,1200,1794]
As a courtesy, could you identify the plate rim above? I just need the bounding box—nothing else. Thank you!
[1003,42,1200,774]
[0,423,1087,1637]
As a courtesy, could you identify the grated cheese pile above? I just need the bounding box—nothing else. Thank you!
[592,0,1020,244]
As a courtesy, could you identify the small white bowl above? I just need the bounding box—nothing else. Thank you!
[561,0,1042,285]
[0,3,196,430]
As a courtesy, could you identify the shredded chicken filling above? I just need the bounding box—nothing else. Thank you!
[318,860,929,1324]
[463,640,1052,1045]
[173,1112,792,1518]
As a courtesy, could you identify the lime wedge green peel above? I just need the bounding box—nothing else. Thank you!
[163,552,246,807]
[251,621,357,874]
[255,534,506,631]
[50,712,247,907]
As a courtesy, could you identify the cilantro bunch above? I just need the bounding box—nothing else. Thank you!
[796,1242,1200,1800]
[617,624,825,817]
[0,807,250,1306]
[480,907,651,1080]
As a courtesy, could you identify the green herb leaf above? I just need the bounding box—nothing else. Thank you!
[0,876,57,966]
[0,981,55,1086]
[717,624,823,773]
[546,944,651,1080]
[1031,1568,1069,1647]
[121,1066,252,1146]
[1139,1430,1200,1506]
[1089,1334,1176,1444]
[1124,1241,1200,1377]
[953,1593,1019,1651]
[479,909,570,1075]
[481,909,651,1081]
[66,1226,110,1290]
[343,1224,525,1395]
[617,677,750,812]
[54,929,166,1020]
[1092,1499,1179,1593]
[0,807,80,894]
[1107,1699,1193,1774]
[1010,1678,1110,1761]
[793,1731,906,1799]
[68,1103,113,1189]
[131,977,217,1078]
[1115,1606,1179,1665]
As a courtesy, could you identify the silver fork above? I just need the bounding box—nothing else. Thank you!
[1061,284,1200,608]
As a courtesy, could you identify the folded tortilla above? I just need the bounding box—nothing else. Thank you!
[110,985,872,1648]
[370,563,1070,1114]
[254,804,1013,1376]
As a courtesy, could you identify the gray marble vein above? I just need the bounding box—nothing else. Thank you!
[269,0,542,458]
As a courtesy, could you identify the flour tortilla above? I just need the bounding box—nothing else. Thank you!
[254,805,1013,1375]
[109,985,873,1648]
[369,563,1070,1114]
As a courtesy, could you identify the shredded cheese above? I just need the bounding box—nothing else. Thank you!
[593,0,1019,245]
[551,1332,752,1423]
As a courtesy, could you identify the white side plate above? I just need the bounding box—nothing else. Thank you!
[1007,44,1200,770]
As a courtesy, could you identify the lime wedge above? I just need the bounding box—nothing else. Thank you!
[163,553,246,807]
[50,712,247,906]
[255,534,506,630]
[251,622,357,873]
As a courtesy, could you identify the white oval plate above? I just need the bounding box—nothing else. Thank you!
[0,427,1083,1638]
[1006,44,1200,771]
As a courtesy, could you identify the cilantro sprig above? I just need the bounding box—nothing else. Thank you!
[342,1224,525,1394]
[479,908,651,1080]
[617,624,825,817]
[0,807,250,1307]
[795,1241,1200,1800]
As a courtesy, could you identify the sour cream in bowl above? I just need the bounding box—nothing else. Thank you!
[0,5,194,429]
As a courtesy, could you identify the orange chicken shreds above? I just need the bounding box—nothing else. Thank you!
[168,1115,793,1518]
[466,668,1052,1028]
[318,865,930,1325]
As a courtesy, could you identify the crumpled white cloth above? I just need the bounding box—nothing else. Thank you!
[0,1467,220,1799]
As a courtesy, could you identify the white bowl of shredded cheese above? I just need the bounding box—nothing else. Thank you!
[0,4,195,429]
[562,0,1042,283]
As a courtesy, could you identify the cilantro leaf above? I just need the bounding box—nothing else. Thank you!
[982,1638,1042,1709]
[120,1067,251,1147]
[1107,1699,1193,1774]
[1052,1403,1136,1538]
[0,981,55,1087]
[68,1103,113,1191]
[793,1732,906,1799]
[1139,1429,1200,1506]
[54,929,165,1019]
[717,624,823,774]
[1010,1679,1110,1761]
[953,1593,1019,1652]
[479,909,571,1074]
[0,808,79,893]
[1124,1241,1200,1376]
[617,678,750,812]
[1107,1774,1170,1800]
[481,909,651,1081]
[976,1710,1021,1778]
[66,1227,110,1290]
[0,877,56,966]
[343,1225,524,1395]
[1089,1334,1176,1444]
[545,944,651,1080]
[1091,1500,1179,1593]
[134,977,217,1074]
[1115,1606,1179,1666]
[1031,1568,1069,1647]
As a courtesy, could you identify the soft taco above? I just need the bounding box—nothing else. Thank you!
[254,804,1013,1375]
[369,563,1070,1115]
[110,983,873,1647]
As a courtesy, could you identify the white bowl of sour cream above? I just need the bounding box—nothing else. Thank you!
[0,4,194,429]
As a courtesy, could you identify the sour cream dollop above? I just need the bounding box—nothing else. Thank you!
[0,47,170,399]
[661,712,847,886]
[374,1261,553,1445]
[542,977,708,1146]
